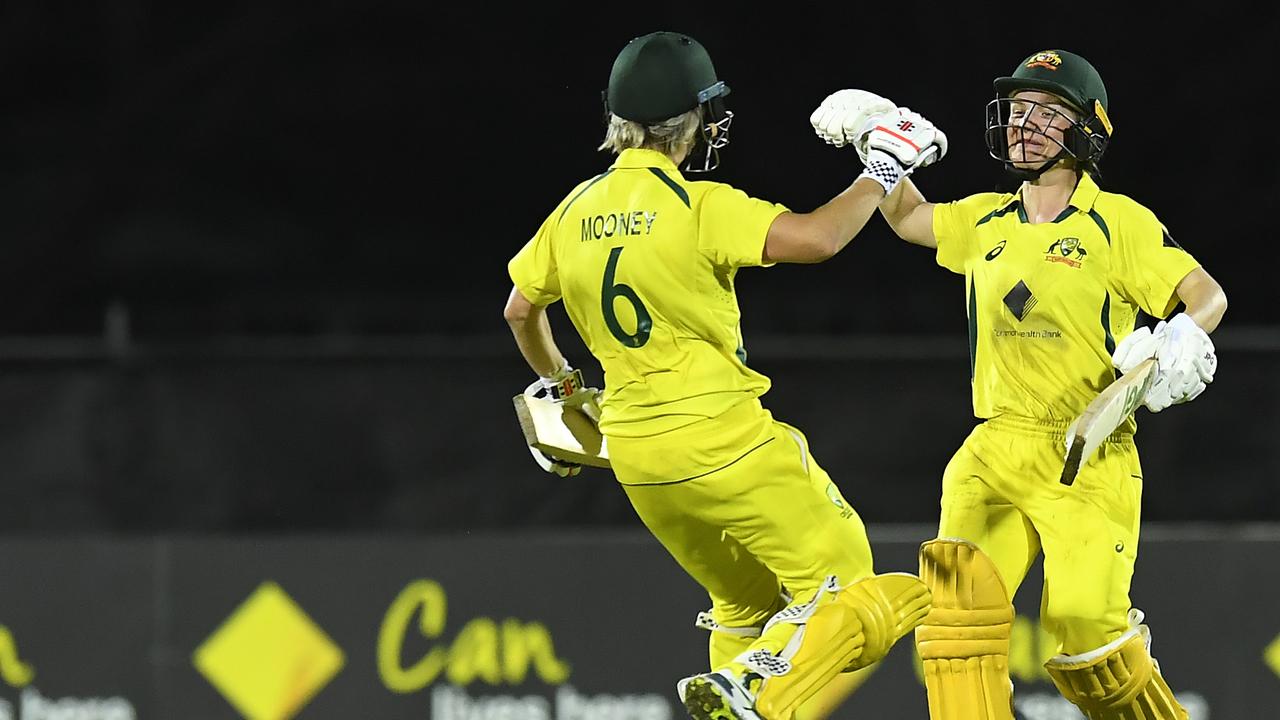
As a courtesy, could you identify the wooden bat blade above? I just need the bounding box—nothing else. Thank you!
[1059,357,1157,486]
[512,394,611,469]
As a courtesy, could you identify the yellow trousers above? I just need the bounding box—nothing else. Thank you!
[938,415,1142,654]
[614,400,876,647]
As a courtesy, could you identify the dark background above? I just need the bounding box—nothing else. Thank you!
[0,3,1275,532]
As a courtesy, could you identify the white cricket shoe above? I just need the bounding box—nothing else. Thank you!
[677,669,763,720]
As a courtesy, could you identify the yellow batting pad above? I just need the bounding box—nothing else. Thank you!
[795,664,879,720]
[1045,623,1187,720]
[916,539,1015,720]
[740,573,930,720]
[841,573,934,670]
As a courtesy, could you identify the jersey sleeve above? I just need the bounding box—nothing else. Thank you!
[1111,204,1201,318]
[933,193,1000,274]
[507,209,562,306]
[697,184,789,268]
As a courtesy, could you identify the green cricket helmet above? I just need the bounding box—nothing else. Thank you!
[604,31,733,172]
[985,50,1113,178]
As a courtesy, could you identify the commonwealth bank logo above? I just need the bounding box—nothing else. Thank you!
[1002,280,1038,322]
[194,582,345,720]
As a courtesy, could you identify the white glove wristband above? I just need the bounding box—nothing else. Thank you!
[859,149,904,195]
[526,359,575,397]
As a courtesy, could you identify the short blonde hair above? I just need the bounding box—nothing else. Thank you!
[598,108,702,157]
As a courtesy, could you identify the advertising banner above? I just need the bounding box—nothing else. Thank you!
[0,527,1275,719]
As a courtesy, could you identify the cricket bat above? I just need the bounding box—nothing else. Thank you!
[512,394,611,469]
[1059,357,1157,486]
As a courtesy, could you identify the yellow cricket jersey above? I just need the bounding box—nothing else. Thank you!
[932,172,1200,427]
[508,148,789,439]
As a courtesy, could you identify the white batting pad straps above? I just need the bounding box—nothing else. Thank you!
[737,649,792,679]
[695,611,763,638]
[762,575,842,633]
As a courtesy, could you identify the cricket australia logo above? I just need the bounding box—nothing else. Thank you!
[1026,51,1063,70]
[1045,237,1087,268]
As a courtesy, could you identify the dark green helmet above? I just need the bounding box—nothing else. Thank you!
[986,50,1113,178]
[994,50,1109,116]
[605,31,730,124]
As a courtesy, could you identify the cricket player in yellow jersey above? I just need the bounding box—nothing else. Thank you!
[504,31,950,720]
[811,50,1228,719]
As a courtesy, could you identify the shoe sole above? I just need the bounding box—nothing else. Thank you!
[682,676,745,720]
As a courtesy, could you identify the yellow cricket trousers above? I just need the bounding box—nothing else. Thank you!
[612,399,876,660]
[938,414,1143,654]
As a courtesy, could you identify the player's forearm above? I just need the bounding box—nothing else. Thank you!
[878,178,937,248]
[1185,296,1227,334]
[509,311,567,377]
[504,290,566,377]
[814,177,887,257]
[1176,268,1228,333]
[879,178,924,235]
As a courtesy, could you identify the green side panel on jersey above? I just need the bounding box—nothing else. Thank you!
[1086,208,1112,244]
[558,171,613,224]
[968,277,978,380]
[647,168,690,208]
[975,201,1022,227]
[1100,291,1116,358]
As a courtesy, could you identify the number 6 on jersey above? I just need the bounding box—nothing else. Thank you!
[601,247,652,347]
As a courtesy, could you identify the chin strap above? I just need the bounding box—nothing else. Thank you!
[1003,147,1068,181]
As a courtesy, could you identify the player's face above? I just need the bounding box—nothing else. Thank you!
[1005,90,1079,168]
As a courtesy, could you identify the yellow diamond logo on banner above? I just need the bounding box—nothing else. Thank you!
[1266,634,1280,678]
[194,581,345,720]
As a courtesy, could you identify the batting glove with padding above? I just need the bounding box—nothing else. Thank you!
[810,89,898,161]
[1115,314,1216,413]
[1144,313,1216,412]
[1112,326,1161,374]
[859,108,948,194]
[522,360,602,476]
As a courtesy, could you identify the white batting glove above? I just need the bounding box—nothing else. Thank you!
[867,108,948,168]
[1164,313,1218,385]
[859,108,948,194]
[1143,363,1202,413]
[522,360,602,476]
[1111,326,1161,374]
[529,448,580,477]
[809,89,898,161]
[1127,314,1217,413]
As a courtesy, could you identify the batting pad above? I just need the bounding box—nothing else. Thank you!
[734,573,930,720]
[512,394,610,468]
[1045,615,1188,720]
[916,538,1015,720]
